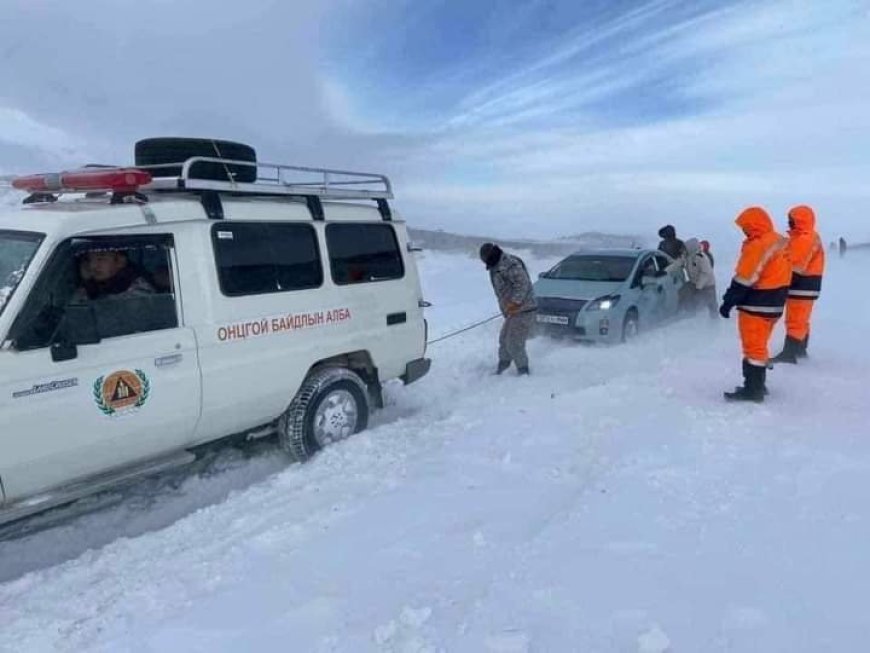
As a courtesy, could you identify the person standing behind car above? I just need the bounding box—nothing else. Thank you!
[658,225,687,261]
[700,240,715,267]
[479,243,537,376]
[683,238,718,318]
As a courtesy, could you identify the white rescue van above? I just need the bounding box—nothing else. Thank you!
[0,138,430,524]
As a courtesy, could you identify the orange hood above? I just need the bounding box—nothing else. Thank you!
[788,205,816,234]
[735,206,774,238]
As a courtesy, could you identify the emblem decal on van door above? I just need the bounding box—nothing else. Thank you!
[93,369,150,416]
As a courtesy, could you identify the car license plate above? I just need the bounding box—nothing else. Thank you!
[536,314,569,326]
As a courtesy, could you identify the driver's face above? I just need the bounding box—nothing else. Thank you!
[85,251,126,282]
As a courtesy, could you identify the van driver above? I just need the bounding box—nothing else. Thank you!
[73,249,155,302]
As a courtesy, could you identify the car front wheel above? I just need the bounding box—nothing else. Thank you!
[621,310,639,343]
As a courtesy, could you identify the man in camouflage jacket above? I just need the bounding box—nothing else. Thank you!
[479,243,537,375]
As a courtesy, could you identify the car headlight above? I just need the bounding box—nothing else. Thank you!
[587,295,621,311]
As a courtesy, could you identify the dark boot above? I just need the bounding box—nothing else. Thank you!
[771,336,800,364]
[724,360,765,403]
[517,366,530,376]
[796,333,809,359]
[757,365,768,398]
[495,360,511,375]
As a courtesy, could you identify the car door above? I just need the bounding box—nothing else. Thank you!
[0,233,201,503]
[654,253,682,317]
[633,254,666,325]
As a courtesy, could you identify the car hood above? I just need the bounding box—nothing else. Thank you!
[533,278,624,301]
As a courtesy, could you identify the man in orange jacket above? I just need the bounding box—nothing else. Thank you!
[771,205,825,364]
[719,207,791,402]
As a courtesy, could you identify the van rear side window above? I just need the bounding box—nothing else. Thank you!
[212,223,323,296]
[326,224,404,285]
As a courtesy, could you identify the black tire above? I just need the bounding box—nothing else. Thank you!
[621,310,639,343]
[134,137,257,183]
[278,367,370,462]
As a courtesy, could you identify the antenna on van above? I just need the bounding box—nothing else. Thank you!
[211,140,238,188]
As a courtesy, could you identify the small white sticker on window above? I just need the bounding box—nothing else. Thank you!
[217,231,234,240]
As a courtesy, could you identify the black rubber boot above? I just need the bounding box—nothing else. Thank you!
[796,333,809,359]
[757,365,768,398]
[771,336,800,365]
[517,366,530,376]
[495,360,511,375]
[724,360,765,403]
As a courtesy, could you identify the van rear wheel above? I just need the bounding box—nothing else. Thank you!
[278,367,370,462]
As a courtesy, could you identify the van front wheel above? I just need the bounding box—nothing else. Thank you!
[278,367,370,462]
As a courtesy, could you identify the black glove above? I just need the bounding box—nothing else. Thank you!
[720,280,749,320]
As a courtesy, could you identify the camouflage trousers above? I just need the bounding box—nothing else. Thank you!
[498,311,536,369]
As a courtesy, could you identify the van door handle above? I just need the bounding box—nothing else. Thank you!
[155,353,183,367]
[387,312,407,326]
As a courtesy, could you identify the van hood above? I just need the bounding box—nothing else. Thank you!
[534,278,624,302]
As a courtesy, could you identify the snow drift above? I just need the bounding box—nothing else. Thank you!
[1,249,868,652]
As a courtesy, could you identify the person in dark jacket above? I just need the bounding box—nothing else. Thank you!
[658,225,687,261]
[480,243,537,375]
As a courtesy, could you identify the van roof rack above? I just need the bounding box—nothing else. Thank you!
[141,157,393,201]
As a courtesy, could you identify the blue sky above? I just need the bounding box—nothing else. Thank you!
[1,0,869,242]
[323,0,727,131]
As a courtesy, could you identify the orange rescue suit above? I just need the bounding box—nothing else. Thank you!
[784,205,825,341]
[721,207,791,365]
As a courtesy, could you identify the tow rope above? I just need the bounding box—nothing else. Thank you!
[427,313,502,346]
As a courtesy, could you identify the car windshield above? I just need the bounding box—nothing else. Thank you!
[0,230,44,317]
[543,255,637,282]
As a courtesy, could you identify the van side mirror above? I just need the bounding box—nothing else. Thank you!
[51,341,78,363]
[51,304,101,361]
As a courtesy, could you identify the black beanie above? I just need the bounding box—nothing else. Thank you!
[658,225,676,239]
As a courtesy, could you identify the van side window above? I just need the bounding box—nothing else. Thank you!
[326,224,404,285]
[12,236,179,350]
[212,223,323,296]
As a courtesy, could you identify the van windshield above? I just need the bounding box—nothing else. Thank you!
[542,255,637,282]
[0,230,44,317]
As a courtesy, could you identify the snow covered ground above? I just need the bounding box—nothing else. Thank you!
[2,248,869,652]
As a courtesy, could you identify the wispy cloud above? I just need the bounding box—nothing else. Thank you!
[324,0,870,240]
[1,0,868,242]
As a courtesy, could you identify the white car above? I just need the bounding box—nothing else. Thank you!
[0,138,430,525]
